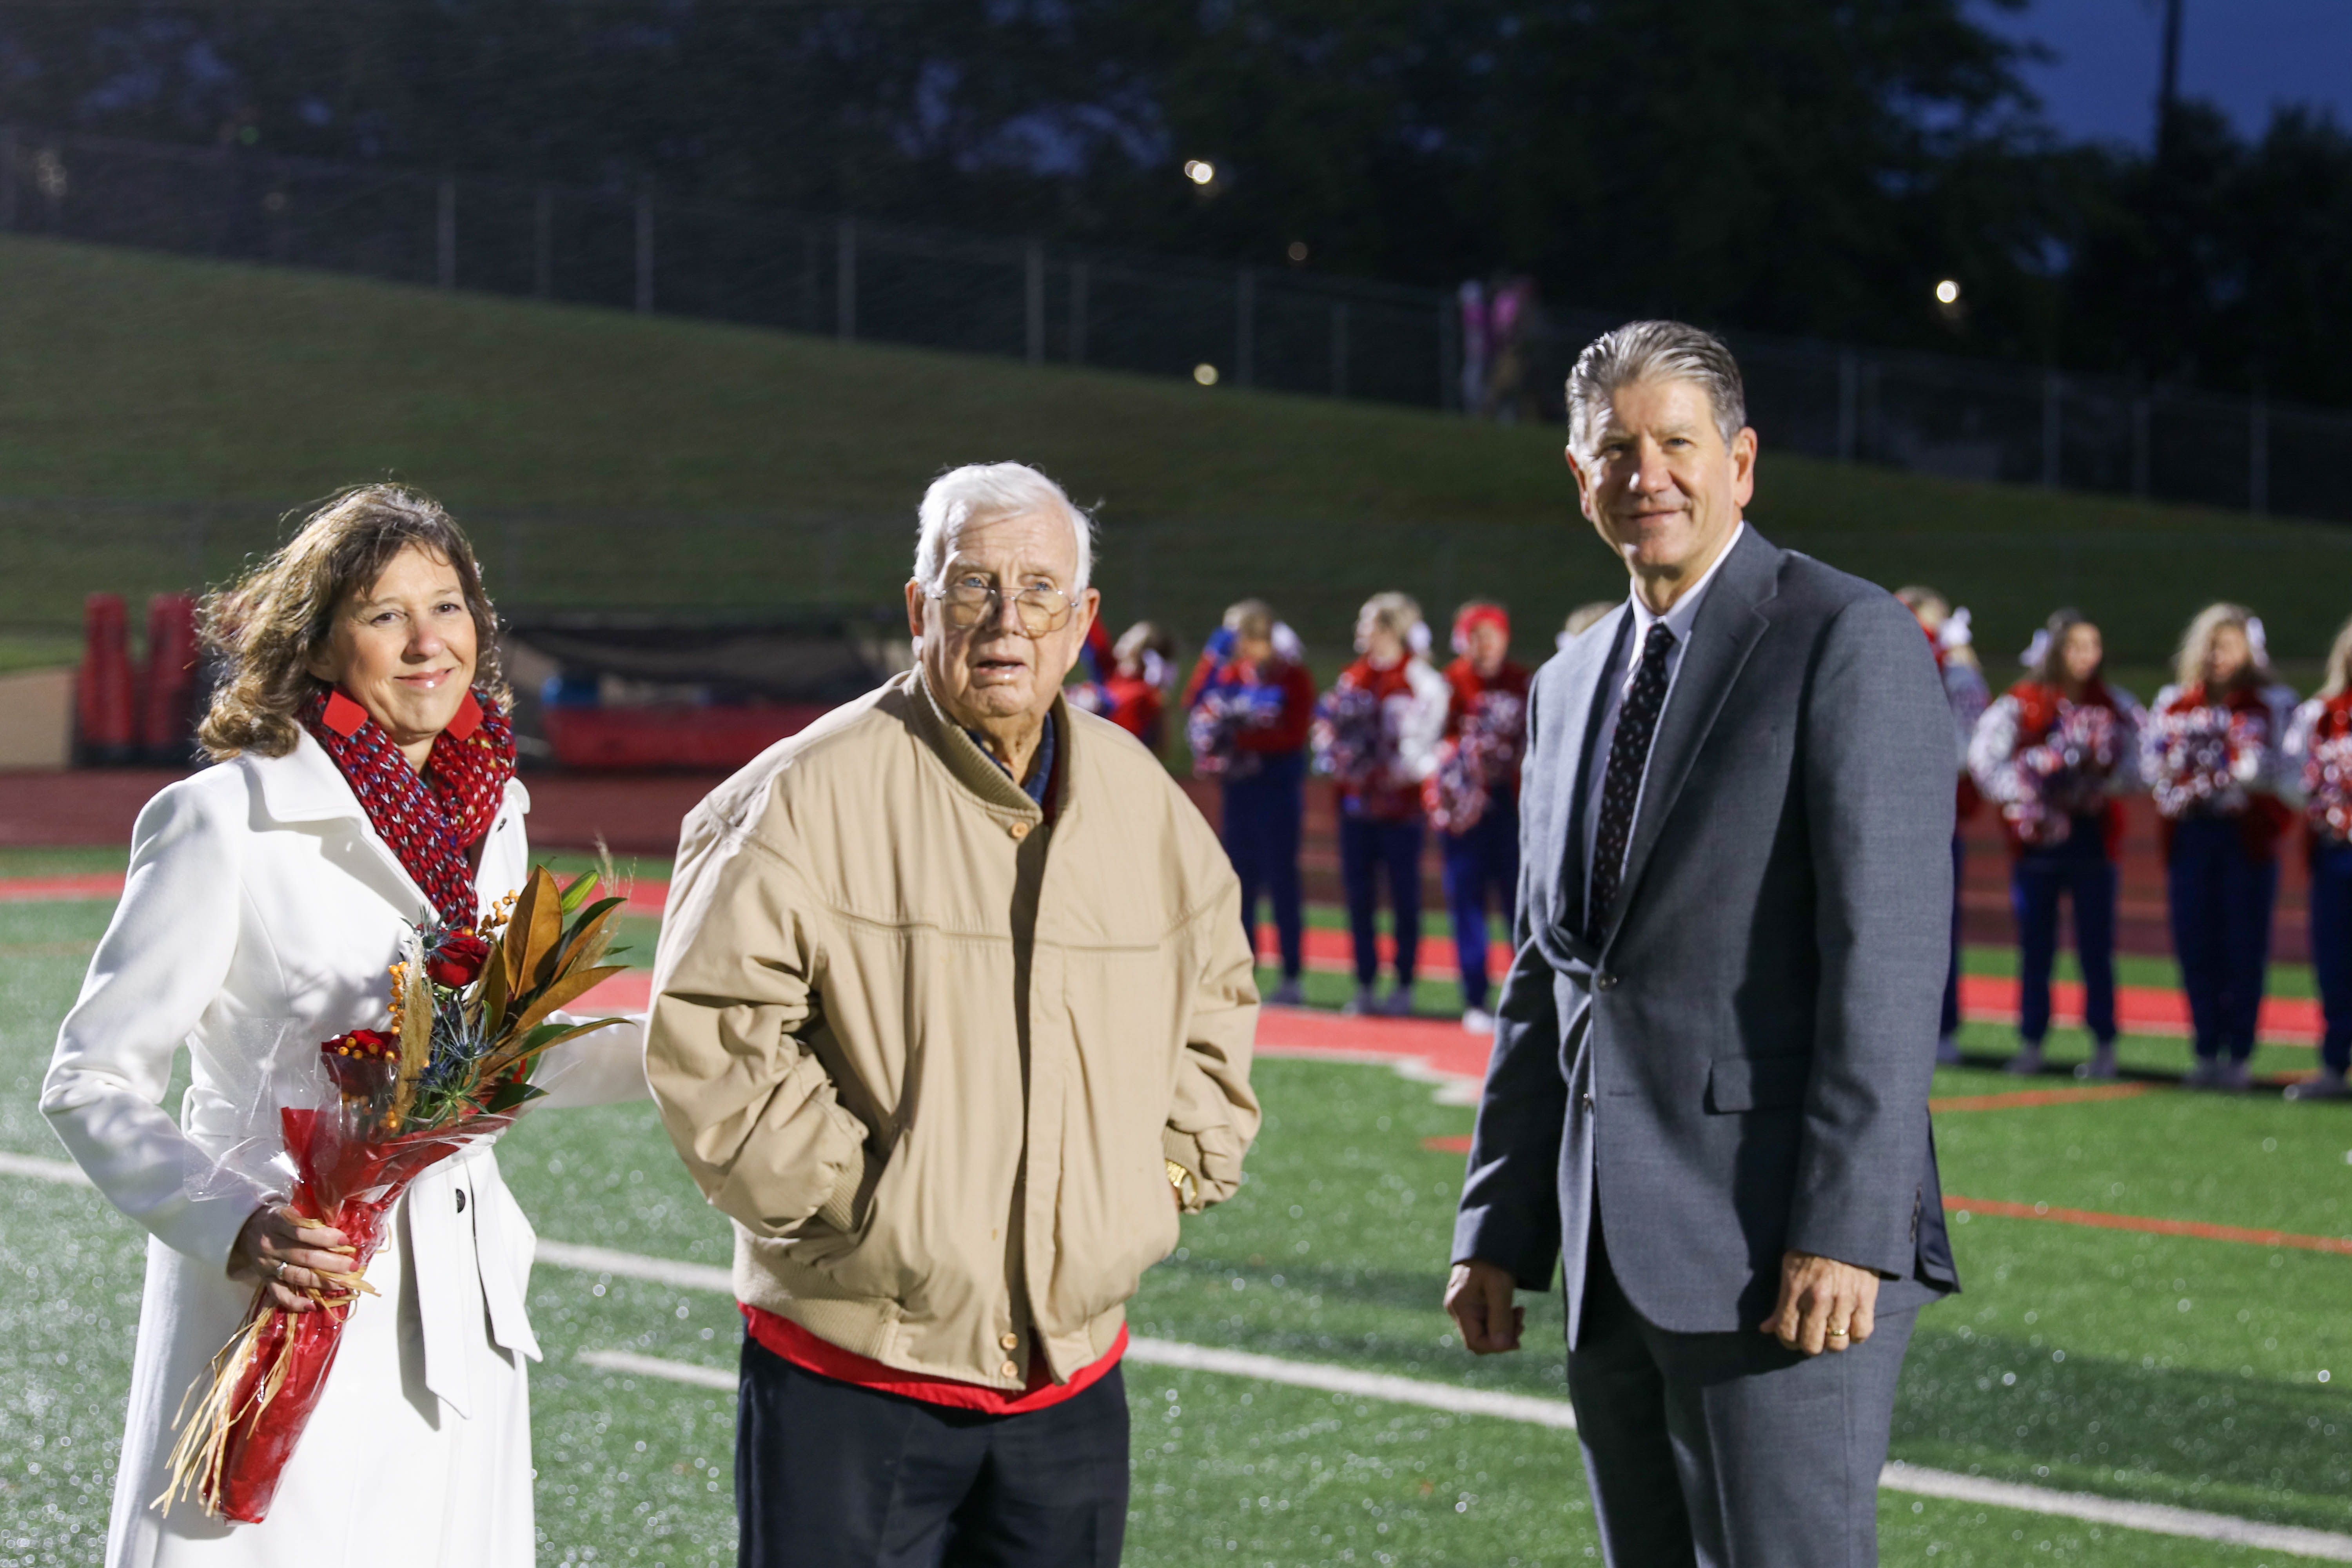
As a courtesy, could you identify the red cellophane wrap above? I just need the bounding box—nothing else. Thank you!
[203,1104,509,1523]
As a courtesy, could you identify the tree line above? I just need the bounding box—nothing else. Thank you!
[5,0,2348,407]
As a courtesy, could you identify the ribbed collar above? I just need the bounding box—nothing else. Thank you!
[907,666,1067,822]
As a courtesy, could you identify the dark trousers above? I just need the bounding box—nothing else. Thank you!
[736,1338,1129,1568]
[2167,816,2279,1062]
[1939,833,1964,1039]
[2311,843,2352,1074]
[1222,764,1305,980]
[1340,813,1424,986]
[2012,821,2119,1045]
[1441,792,1520,1012]
[1568,1225,1916,1568]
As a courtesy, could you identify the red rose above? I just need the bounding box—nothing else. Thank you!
[321,1028,396,1096]
[425,933,492,989]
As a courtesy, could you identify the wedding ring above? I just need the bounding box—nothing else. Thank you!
[1826,1325,1850,1339]
[268,1257,288,1281]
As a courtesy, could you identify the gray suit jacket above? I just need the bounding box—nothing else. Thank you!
[1452,526,1960,1341]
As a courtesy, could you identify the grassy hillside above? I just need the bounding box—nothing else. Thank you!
[2,234,2348,681]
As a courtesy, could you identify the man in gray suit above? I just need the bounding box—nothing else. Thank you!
[1445,320,1958,1567]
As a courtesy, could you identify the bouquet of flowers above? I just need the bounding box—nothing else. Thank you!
[1423,691,1526,835]
[2145,705,2255,821]
[2305,733,2352,843]
[161,866,627,1524]
[1187,684,1281,780]
[2006,704,2119,847]
[1311,683,1387,790]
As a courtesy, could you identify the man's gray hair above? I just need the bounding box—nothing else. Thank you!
[913,462,1094,593]
[1566,320,1748,463]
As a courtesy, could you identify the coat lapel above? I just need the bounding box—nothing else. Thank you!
[1600,527,1782,949]
[1546,608,1632,946]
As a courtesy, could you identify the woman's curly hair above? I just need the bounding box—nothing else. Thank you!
[197,485,508,761]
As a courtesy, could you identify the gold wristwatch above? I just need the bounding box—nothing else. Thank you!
[1164,1159,1199,1209]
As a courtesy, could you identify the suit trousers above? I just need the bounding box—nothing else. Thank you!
[735,1338,1129,1568]
[2011,824,2119,1045]
[2166,816,2279,1062]
[1568,1223,1916,1568]
[1940,833,1964,1040]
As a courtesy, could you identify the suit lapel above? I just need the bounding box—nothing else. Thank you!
[1600,528,1782,949]
[1546,608,1632,945]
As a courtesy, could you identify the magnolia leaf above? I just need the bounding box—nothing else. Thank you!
[478,941,512,1038]
[559,870,600,915]
[552,898,627,980]
[503,963,630,1044]
[479,1014,628,1082]
[506,867,567,995]
[482,1078,548,1115]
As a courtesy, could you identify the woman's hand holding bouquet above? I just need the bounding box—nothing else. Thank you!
[163,866,627,1524]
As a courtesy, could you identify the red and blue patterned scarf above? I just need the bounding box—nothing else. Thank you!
[299,687,517,927]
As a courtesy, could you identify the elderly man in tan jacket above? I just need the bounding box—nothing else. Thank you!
[646,461,1261,1568]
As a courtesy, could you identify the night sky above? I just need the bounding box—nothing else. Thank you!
[1978,0,2352,146]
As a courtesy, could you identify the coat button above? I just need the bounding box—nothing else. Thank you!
[1593,973,1618,991]
[1000,1360,1020,1379]
[455,1188,467,1213]
[1000,1334,1019,1351]
[1009,821,1031,840]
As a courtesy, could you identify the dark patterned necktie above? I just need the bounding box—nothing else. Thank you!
[1587,623,1676,944]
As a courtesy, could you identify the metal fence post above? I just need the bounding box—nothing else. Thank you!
[2130,395,2151,497]
[1024,241,1045,366]
[1437,294,1459,412]
[836,218,857,343]
[0,126,15,232]
[1836,349,1859,463]
[2041,370,2063,488]
[532,185,553,298]
[634,186,655,314]
[1330,302,1350,398]
[436,178,456,289]
[2250,393,2269,515]
[1235,268,1255,388]
[1068,260,1089,366]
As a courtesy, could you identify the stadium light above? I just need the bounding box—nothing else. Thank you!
[1935,279,1962,306]
[1183,159,1216,186]
[1193,363,1220,386]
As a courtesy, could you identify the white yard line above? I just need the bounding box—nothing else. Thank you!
[8,1152,2350,1561]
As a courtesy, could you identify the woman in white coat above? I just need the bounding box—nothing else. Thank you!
[40,485,645,1567]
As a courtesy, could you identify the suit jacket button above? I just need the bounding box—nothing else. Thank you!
[1594,973,1617,991]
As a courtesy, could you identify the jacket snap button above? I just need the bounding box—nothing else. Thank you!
[999,1360,1020,1379]
[1009,821,1031,840]
[1594,973,1617,991]
[1000,1333,1019,1351]
[455,1188,467,1213]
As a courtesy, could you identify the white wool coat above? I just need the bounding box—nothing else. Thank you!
[40,731,647,1568]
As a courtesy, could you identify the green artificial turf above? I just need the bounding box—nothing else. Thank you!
[6,235,2351,677]
[5,890,2352,1564]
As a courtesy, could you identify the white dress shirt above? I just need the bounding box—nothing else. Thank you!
[1581,523,1746,911]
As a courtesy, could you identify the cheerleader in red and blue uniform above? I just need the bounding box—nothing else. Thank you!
[1315,592,1451,1016]
[2283,614,2352,1102]
[1428,602,1530,1033]
[1899,587,1989,1065]
[1098,621,1175,753]
[1183,599,1318,1005]
[2143,603,2300,1090]
[1969,611,2145,1080]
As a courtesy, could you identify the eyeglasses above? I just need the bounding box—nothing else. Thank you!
[927,577,1079,636]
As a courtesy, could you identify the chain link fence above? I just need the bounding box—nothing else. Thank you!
[6,124,2349,530]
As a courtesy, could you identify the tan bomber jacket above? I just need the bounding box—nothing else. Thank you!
[646,669,1261,1390]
